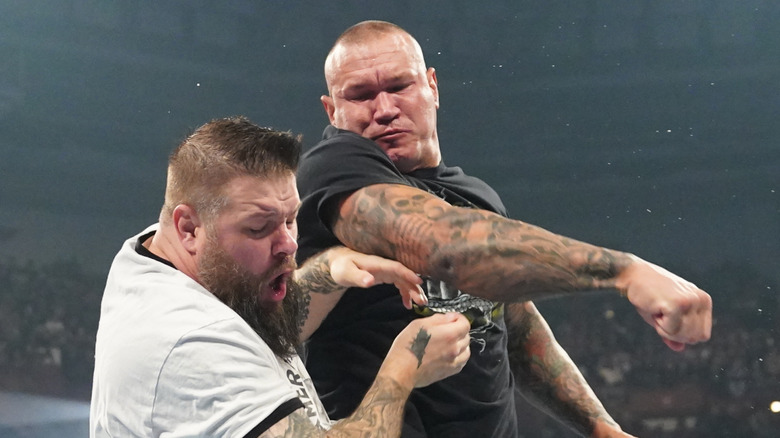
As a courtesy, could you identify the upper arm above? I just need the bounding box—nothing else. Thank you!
[331,183,459,275]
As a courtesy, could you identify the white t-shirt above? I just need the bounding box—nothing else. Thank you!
[90,225,330,437]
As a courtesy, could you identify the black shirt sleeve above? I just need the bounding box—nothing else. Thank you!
[243,398,304,438]
[296,127,411,262]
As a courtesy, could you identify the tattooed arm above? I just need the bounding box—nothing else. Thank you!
[294,246,426,341]
[506,302,636,438]
[259,313,471,438]
[332,183,711,350]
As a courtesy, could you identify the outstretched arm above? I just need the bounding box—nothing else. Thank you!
[505,302,636,438]
[332,183,711,350]
[260,313,471,437]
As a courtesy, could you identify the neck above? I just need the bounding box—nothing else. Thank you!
[148,225,199,280]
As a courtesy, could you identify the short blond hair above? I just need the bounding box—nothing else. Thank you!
[160,116,301,224]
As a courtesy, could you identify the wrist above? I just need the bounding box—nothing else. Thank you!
[590,418,624,438]
[613,253,641,297]
[377,352,417,393]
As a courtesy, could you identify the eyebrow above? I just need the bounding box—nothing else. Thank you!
[237,201,301,221]
[343,70,413,91]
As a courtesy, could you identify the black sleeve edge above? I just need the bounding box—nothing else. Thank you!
[243,398,305,438]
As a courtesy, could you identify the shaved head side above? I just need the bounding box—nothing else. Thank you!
[324,20,427,91]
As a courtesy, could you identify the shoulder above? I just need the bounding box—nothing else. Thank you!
[297,126,408,194]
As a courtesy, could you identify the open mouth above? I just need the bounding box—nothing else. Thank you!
[267,272,289,302]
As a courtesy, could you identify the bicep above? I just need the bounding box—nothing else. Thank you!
[332,183,456,273]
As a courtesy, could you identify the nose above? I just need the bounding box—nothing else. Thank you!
[273,225,298,257]
[373,92,399,123]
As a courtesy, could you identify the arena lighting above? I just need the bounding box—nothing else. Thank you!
[770,401,780,413]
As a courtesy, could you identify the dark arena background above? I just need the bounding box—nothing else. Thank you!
[1,1,778,436]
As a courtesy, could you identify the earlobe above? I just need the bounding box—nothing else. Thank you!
[173,205,201,254]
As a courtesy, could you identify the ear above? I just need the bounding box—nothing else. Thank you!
[172,204,202,255]
[427,67,440,109]
[321,95,336,125]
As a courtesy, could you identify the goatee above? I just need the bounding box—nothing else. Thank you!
[198,238,303,359]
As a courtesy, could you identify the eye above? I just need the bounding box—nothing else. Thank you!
[286,217,297,229]
[350,92,373,102]
[247,225,270,237]
[388,83,409,93]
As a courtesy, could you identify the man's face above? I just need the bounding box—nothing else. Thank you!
[322,32,441,173]
[197,174,302,357]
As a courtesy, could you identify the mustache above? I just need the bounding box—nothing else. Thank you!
[266,255,297,284]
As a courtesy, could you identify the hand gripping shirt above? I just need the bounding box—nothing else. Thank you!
[90,225,330,437]
[296,126,519,438]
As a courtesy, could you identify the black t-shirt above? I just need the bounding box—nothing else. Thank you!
[296,126,519,438]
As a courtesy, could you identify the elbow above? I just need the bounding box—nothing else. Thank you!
[427,242,485,290]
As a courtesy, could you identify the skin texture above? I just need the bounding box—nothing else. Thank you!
[311,21,712,437]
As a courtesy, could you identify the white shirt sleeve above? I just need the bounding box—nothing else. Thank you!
[152,317,299,437]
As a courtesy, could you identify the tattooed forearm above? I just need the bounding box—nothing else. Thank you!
[260,378,409,437]
[326,376,409,437]
[295,250,342,295]
[333,184,634,302]
[506,302,617,436]
[409,328,431,368]
[293,249,348,340]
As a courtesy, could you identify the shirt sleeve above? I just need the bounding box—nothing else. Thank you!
[296,130,411,262]
[151,317,301,437]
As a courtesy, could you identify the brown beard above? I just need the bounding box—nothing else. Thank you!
[197,235,302,359]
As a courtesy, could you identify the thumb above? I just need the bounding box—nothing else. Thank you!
[661,337,686,352]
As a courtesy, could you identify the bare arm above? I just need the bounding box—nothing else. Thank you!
[294,246,425,341]
[260,313,471,437]
[333,183,711,349]
[259,377,409,437]
[334,184,631,299]
[505,302,635,438]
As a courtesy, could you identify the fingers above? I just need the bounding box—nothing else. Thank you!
[408,313,471,387]
[656,286,712,346]
[329,248,426,308]
[624,260,713,351]
[396,282,427,309]
[329,248,421,285]
[359,257,426,309]
[661,338,686,352]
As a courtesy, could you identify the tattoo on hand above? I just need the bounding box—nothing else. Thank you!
[409,328,431,368]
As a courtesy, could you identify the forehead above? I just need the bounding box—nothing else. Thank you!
[327,33,425,85]
[221,174,299,216]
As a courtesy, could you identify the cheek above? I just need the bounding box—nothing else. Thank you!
[336,105,370,131]
[232,242,273,274]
